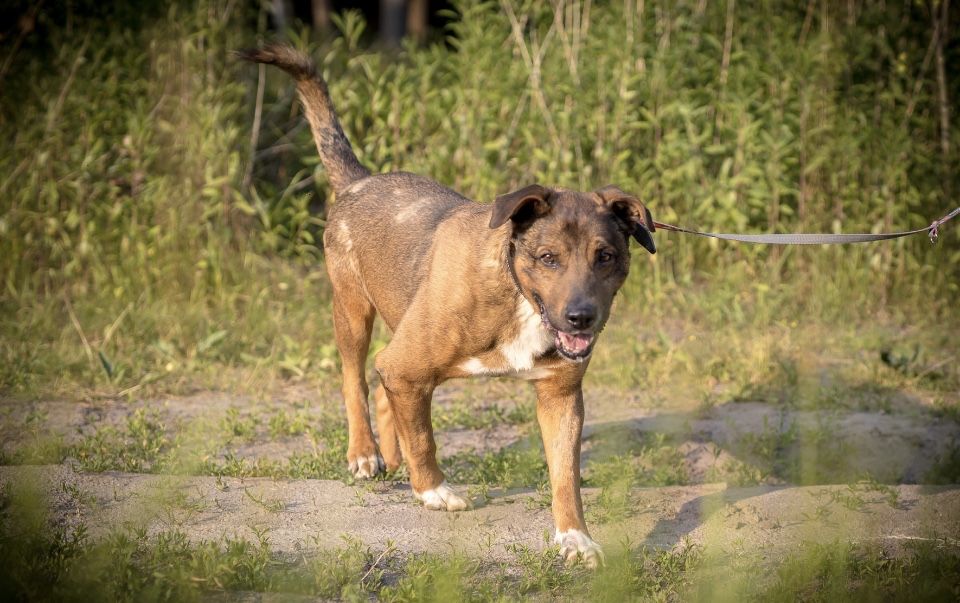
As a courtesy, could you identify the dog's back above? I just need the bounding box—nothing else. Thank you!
[325,172,474,327]
[238,45,474,326]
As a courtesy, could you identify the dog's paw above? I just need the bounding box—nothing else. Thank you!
[414,482,470,511]
[348,454,385,479]
[555,529,604,569]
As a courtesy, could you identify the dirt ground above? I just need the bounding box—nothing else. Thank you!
[2,465,958,564]
[2,376,959,572]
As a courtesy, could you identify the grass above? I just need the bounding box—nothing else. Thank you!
[441,433,549,490]
[3,481,958,602]
[7,408,67,465]
[3,402,353,481]
[433,398,534,431]
[926,442,960,485]
[1,0,957,402]
[267,405,316,437]
[1,326,953,489]
[242,487,286,513]
[586,432,690,486]
[720,413,855,486]
[73,409,172,473]
[1,321,953,495]
[222,408,259,442]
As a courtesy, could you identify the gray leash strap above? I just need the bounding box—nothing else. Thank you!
[652,206,960,245]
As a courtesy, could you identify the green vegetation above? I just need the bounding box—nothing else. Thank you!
[1,0,957,399]
[0,502,374,601]
[434,399,534,431]
[67,405,353,480]
[2,477,958,601]
[442,433,549,489]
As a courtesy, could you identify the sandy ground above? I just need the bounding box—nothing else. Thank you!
[2,464,958,564]
[4,381,957,484]
[2,377,959,571]
[0,379,960,483]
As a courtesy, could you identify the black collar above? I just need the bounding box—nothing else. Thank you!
[506,240,525,297]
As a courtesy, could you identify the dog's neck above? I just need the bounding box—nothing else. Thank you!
[505,239,524,298]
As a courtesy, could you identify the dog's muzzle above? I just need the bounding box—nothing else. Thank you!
[533,293,596,361]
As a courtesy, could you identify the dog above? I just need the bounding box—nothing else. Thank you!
[238,45,656,568]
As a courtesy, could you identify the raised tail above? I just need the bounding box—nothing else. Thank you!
[236,44,370,192]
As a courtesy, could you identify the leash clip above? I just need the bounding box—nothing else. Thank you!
[929,206,960,244]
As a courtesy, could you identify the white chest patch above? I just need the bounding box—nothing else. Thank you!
[500,298,554,371]
[457,358,554,380]
[456,298,555,379]
[459,357,492,375]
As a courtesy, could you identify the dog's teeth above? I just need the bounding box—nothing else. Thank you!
[557,332,594,356]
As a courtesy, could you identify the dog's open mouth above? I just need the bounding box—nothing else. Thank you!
[533,294,596,361]
[555,331,595,360]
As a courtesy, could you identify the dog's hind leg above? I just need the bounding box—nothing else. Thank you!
[331,283,384,479]
[374,384,402,471]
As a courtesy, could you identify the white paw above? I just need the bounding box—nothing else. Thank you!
[555,529,605,569]
[414,481,470,511]
[349,454,385,479]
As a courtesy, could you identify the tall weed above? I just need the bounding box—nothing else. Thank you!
[1,0,956,397]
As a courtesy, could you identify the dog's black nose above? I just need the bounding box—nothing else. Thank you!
[565,304,596,330]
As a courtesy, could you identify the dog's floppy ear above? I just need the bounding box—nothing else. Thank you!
[596,185,656,254]
[489,184,552,229]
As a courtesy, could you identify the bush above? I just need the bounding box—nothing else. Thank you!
[0,0,957,396]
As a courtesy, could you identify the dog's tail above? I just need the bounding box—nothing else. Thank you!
[236,44,370,192]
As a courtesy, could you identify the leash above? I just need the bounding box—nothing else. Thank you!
[651,206,960,245]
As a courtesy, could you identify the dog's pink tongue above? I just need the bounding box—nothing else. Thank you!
[558,332,592,354]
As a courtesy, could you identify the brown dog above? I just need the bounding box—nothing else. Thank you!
[239,45,656,568]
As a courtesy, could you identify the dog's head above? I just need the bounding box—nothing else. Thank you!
[490,184,655,361]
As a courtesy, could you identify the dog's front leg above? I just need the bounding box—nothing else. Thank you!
[376,366,469,511]
[534,377,604,568]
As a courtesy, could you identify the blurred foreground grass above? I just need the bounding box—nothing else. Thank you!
[2,472,958,602]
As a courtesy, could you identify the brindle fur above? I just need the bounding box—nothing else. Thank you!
[238,45,655,567]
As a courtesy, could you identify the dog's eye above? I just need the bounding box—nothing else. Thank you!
[539,252,559,267]
[597,250,615,264]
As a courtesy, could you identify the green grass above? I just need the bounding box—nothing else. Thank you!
[723,413,852,486]
[267,405,316,438]
[6,408,67,465]
[434,398,535,431]
[0,344,951,490]
[3,488,958,602]
[35,404,350,480]
[221,408,259,442]
[926,443,960,485]
[1,0,957,402]
[441,433,549,490]
[73,409,172,473]
[585,432,690,488]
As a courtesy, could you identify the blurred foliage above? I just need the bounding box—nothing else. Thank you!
[1,473,958,601]
[0,0,958,396]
